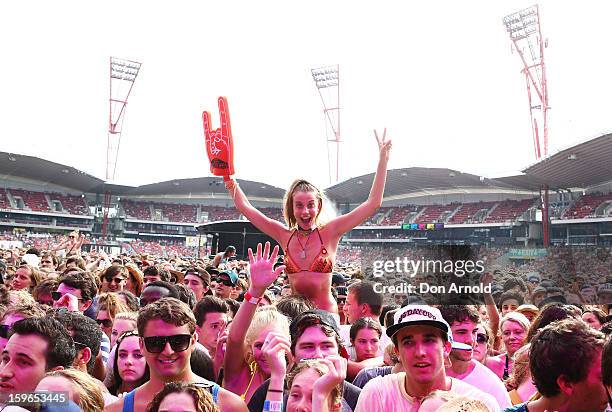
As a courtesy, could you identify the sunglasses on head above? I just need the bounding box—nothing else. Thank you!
[0,325,10,339]
[143,334,192,353]
[51,291,82,302]
[477,333,488,344]
[96,319,113,328]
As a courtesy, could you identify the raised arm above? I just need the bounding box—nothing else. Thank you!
[223,243,285,386]
[226,180,288,242]
[202,97,288,242]
[327,129,392,236]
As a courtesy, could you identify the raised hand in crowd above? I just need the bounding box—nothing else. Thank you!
[312,356,347,412]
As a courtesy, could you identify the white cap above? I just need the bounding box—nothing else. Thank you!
[386,305,472,351]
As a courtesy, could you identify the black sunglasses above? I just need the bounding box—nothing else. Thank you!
[96,319,113,328]
[51,291,83,302]
[143,334,192,353]
[216,278,234,287]
[104,276,126,284]
[0,325,10,339]
[477,333,488,344]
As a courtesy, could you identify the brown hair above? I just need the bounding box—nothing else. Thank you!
[283,179,323,229]
[530,318,605,397]
[147,382,219,412]
[125,263,144,296]
[2,303,45,322]
[137,297,196,336]
[97,292,130,320]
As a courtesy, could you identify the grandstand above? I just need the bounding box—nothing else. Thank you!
[0,133,611,256]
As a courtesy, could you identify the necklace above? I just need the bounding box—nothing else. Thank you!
[295,229,315,259]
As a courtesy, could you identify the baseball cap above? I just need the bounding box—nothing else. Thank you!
[218,270,238,285]
[184,267,211,286]
[290,309,340,341]
[332,273,349,285]
[531,286,547,296]
[386,305,472,351]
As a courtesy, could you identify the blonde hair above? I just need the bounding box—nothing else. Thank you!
[114,311,138,324]
[286,359,342,409]
[97,293,130,319]
[283,179,324,229]
[435,396,490,412]
[8,290,36,306]
[45,369,105,412]
[507,343,531,389]
[500,311,531,334]
[244,306,290,359]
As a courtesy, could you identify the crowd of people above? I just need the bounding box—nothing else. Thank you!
[0,234,610,411]
[0,122,609,410]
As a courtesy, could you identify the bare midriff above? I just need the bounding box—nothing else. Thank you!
[289,271,337,313]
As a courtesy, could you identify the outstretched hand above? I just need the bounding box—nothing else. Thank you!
[374,128,392,162]
[202,97,235,179]
[247,242,285,297]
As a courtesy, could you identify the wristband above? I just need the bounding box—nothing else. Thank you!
[263,400,283,412]
[267,388,284,393]
[244,291,262,305]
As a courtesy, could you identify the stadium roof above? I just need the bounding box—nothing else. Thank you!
[120,177,286,198]
[0,151,104,192]
[521,133,612,189]
[3,133,611,201]
[325,167,531,203]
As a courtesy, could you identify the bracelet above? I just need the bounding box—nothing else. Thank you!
[266,388,284,393]
[263,400,283,412]
[225,179,238,190]
[244,291,262,305]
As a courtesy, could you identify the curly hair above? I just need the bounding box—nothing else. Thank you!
[147,382,219,412]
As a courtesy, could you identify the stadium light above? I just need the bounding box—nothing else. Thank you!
[311,64,341,184]
[502,5,549,160]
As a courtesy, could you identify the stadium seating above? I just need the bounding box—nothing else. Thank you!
[48,193,89,215]
[415,204,454,224]
[484,199,536,223]
[562,192,612,219]
[448,201,497,224]
[157,203,197,223]
[9,189,50,212]
[121,200,153,220]
[0,189,10,209]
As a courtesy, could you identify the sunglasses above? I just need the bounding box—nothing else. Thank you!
[104,276,126,284]
[216,278,234,287]
[51,291,83,302]
[0,325,10,339]
[96,319,113,328]
[477,333,488,344]
[143,334,192,353]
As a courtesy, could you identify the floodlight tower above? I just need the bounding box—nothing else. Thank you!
[503,5,550,160]
[311,65,340,184]
[102,57,142,238]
